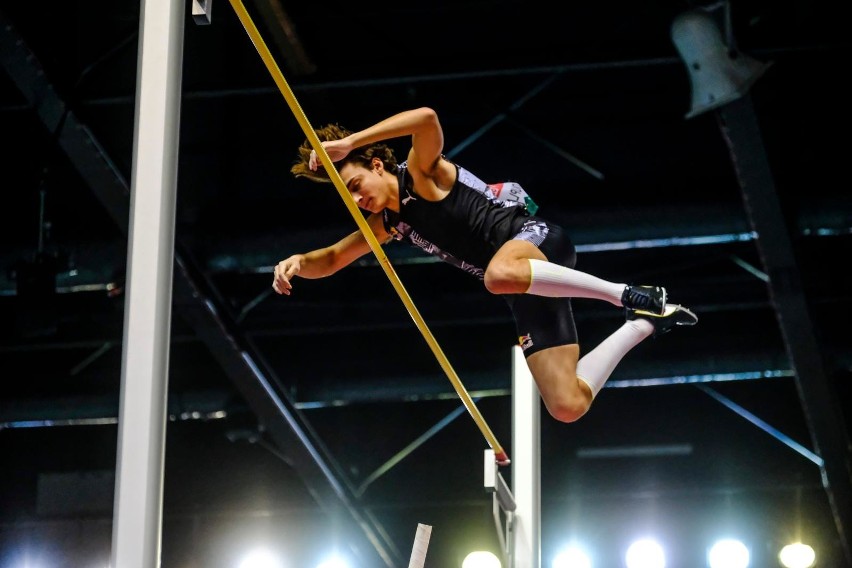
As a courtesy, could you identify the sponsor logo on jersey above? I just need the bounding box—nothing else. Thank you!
[401,190,417,205]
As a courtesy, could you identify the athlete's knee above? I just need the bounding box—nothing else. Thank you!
[548,401,589,423]
[543,391,590,424]
[483,267,510,294]
[484,259,530,295]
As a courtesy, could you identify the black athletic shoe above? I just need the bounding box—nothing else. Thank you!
[621,285,667,315]
[627,303,698,337]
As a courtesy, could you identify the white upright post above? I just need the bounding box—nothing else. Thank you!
[111,0,185,566]
[512,345,541,568]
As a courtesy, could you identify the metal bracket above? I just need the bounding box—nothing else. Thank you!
[192,0,212,25]
[485,448,517,564]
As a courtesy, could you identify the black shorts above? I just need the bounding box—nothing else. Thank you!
[503,217,578,357]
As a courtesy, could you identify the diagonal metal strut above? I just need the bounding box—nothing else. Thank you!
[716,94,852,566]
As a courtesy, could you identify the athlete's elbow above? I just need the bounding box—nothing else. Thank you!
[414,107,439,128]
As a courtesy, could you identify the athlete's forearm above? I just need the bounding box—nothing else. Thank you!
[296,227,373,279]
[346,107,439,147]
[295,247,341,279]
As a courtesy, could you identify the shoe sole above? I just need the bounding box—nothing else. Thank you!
[671,304,698,326]
[634,303,698,326]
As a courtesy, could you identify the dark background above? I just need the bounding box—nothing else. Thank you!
[1,0,850,567]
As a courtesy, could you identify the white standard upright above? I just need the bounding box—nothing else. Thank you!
[512,344,541,568]
[111,0,185,567]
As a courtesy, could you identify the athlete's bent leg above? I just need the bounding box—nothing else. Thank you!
[525,344,593,423]
[484,239,545,294]
[485,238,660,310]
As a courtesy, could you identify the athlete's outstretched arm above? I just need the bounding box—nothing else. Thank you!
[272,213,388,295]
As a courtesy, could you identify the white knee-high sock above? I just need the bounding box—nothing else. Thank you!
[527,259,626,305]
[576,319,654,398]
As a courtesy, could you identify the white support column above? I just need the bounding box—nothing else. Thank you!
[512,345,541,568]
[111,0,185,567]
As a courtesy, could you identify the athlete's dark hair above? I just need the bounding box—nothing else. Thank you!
[290,123,399,184]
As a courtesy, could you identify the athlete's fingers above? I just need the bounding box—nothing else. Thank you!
[273,278,291,295]
[272,266,288,295]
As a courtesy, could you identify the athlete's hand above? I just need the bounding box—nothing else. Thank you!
[272,255,303,295]
[309,138,354,171]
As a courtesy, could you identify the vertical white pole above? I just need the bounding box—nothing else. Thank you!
[512,345,541,568]
[111,0,185,566]
[408,523,432,568]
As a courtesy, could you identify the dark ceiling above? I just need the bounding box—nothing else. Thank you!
[1,0,851,567]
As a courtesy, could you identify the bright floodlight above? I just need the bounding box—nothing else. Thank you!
[625,538,666,568]
[708,538,749,568]
[553,544,592,568]
[462,550,502,568]
[779,543,816,568]
[238,548,284,568]
[9,549,51,568]
[316,556,351,568]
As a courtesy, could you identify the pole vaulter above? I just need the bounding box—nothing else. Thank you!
[226,0,510,466]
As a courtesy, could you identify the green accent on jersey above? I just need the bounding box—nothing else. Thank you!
[524,196,539,215]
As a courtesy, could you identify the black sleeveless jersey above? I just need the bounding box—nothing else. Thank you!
[382,161,531,280]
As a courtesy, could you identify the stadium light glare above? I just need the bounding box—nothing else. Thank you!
[625,538,666,568]
[708,538,749,568]
[778,542,816,568]
[462,550,502,568]
[238,548,284,568]
[316,554,351,568]
[552,544,592,568]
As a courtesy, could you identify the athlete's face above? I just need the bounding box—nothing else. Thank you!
[340,158,389,214]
